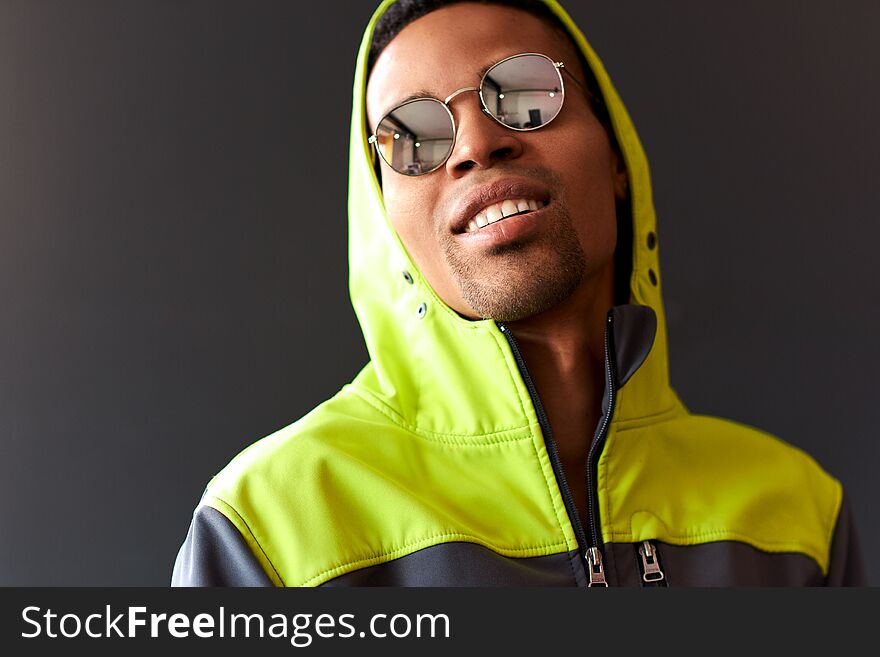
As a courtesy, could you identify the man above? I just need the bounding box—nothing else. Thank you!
[172,0,864,586]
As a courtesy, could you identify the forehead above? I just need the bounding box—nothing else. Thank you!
[366,3,578,124]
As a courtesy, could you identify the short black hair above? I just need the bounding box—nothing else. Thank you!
[370,0,567,72]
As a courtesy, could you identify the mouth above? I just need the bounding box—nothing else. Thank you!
[463,198,551,233]
[450,178,553,236]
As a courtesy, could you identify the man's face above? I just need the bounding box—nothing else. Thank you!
[366,3,627,322]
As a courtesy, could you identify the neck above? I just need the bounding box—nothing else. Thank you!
[506,263,614,403]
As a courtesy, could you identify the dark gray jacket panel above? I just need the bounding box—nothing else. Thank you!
[826,494,866,586]
[322,542,586,587]
[603,495,866,587]
[171,505,274,587]
[608,541,825,587]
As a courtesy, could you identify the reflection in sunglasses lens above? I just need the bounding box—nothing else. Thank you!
[482,54,563,129]
[376,100,454,176]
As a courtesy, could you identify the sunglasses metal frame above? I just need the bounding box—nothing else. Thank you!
[368,52,586,176]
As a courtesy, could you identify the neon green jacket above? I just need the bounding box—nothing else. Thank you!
[172,0,864,587]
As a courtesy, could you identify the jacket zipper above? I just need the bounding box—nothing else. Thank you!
[637,540,666,585]
[498,311,617,587]
[584,312,617,586]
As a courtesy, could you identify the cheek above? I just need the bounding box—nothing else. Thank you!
[555,132,619,253]
[383,178,443,269]
[384,176,421,240]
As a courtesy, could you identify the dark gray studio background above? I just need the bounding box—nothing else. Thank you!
[1,0,877,585]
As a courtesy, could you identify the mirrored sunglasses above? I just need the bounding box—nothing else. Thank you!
[369,52,582,176]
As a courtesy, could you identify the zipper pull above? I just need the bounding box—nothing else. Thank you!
[586,547,608,587]
[638,540,665,583]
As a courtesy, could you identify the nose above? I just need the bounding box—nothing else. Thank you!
[444,92,524,178]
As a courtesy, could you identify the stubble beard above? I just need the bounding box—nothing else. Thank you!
[442,203,587,322]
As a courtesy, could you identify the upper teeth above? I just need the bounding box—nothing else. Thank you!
[465,198,542,233]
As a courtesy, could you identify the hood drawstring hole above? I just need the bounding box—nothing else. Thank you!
[648,269,658,286]
[647,232,657,250]
[402,270,414,285]
[416,302,427,318]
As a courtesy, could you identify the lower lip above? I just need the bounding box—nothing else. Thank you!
[456,205,548,247]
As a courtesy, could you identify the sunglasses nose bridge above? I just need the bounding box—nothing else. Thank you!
[443,86,480,105]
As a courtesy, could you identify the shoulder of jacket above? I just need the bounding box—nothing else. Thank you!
[203,383,387,500]
[683,413,839,498]
[680,413,836,478]
[194,382,407,586]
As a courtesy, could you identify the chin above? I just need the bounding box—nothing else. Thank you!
[457,261,585,323]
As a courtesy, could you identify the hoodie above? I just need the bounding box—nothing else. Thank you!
[171,0,864,587]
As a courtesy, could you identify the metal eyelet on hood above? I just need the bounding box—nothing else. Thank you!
[402,270,414,285]
[416,302,427,318]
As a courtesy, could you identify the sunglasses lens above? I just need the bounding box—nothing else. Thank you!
[375,99,454,175]
[481,54,563,129]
